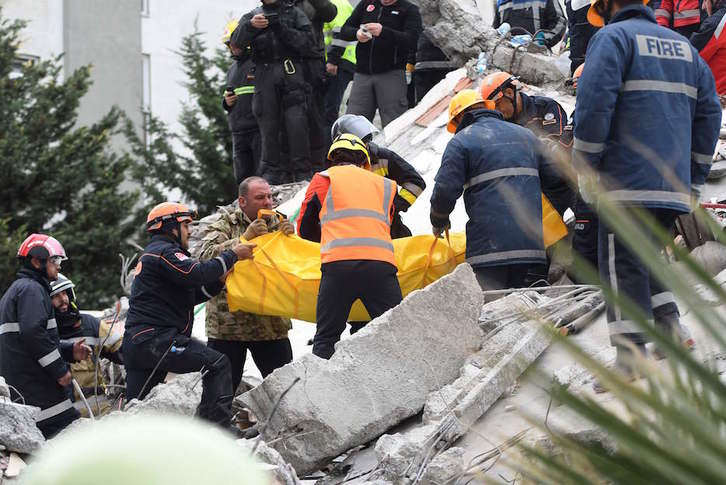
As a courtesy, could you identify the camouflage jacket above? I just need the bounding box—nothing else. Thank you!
[198,205,292,341]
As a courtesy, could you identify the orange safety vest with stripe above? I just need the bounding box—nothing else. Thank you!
[320,165,398,267]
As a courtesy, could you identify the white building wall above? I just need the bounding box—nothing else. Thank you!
[0,0,64,66]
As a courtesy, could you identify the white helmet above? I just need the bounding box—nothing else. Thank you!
[331,114,379,142]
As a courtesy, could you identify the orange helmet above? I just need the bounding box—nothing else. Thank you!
[146,202,194,232]
[479,71,519,102]
[572,63,585,90]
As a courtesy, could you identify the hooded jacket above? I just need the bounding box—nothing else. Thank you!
[573,5,721,210]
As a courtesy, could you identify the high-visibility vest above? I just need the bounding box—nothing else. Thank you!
[320,165,397,266]
[323,0,357,66]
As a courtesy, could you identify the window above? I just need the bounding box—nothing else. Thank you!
[10,54,39,79]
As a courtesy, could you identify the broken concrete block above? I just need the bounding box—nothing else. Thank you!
[375,425,442,479]
[0,401,45,454]
[0,376,9,399]
[690,241,726,276]
[237,264,484,475]
[416,0,566,85]
[124,373,202,417]
[237,439,301,485]
[420,447,466,485]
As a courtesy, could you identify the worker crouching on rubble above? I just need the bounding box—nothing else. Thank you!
[199,176,295,394]
[430,90,560,292]
[298,133,403,359]
[50,274,123,416]
[122,203,255,427]
[576,0,721,391]
[0,234,91,438]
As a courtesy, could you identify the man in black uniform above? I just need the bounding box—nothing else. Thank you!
[0,234,90,438]
[413,33,454,104]
[222,20,260,185]
[565,0,599,74]
[122,202,255,427]
[330,114,426,238]
[231,0,316,184]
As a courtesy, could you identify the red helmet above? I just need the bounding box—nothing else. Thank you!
[146,202,194,232]
[17,234,67,261]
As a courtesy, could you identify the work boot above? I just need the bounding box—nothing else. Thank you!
[593,343,644,394]
[652,323,696,360]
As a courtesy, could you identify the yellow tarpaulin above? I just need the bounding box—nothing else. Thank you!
[226,232,467,323]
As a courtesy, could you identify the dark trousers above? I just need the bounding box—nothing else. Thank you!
[314,260,403,359]
[252,62,310,185]
[570,197,599,283]
[123,326,233,427]
[37,409,79,439]
[324,69,354,129]
[414,69,448,104]
[474,264,533,292]
[206,337,293,393]
[232,130,261,185]
[599,208,681,346]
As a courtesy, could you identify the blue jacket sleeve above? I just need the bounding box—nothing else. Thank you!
[430,137,468,227]
[18,285,69,381]
[690,56,722,198]
[572,30,627,171]
[157,247,238,289]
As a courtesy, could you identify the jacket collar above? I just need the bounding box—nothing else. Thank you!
[515,92,536,126]
[17,267,51,293]
[610,4,655,24]
[456,108,504,133]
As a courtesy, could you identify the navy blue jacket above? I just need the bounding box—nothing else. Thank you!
[573,5,722,211]
[0,269,79,426]
[493,0,567,48]
[126,234,237,334]
[566,0,599,73]
[430,109,558,268]
[516,93,568,139]
[223,56,258,134]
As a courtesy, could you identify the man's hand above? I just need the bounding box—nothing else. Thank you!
[279,220,295,236]
[57,371,72,387]
[365,23,383,37]
[232,242,257,261]
[72,338,92,362]
[357,28,372,43]
[251,14,269,29]
[243,218,268,240]
[326,63,338,76]
[432,222,450,238]
[224,92,237,106]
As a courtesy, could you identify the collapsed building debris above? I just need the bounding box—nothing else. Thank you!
[0,400,45,455]
[237,264,484,475]
[237,439,301,485]
[124,373,202,417]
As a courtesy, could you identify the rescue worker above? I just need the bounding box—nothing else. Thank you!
[198,177,295,393]
[576,0,721,389]
[294,0,338,173]
[430,90,560,291]
[690,0,726,95]
[413,33,455,104]
[492,0,567,48]
[655,0,701,37]
[50,274,123,416]
[231,0,316,184]
[222,20,261,185]
[329,114,426,238]
[339,0,423,127]
[480,71,573,216]
[298,134,403,359]
[0,234,91,438]
[566,0,600,73]
[323,0,357,128]
[123,203,256,426]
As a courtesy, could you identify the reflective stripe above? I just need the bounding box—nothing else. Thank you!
[573,137,605,154]
[215,256,228,274]
[621,80,697,99]
[499,0,547,12]
[321,237,394,252]
[331,39,356,48]
[0,322,20,335]
[692,184,704,194]
[651,291,675,309]
[655,8,671,19]
[674,9,700,19]
[716,14,726,39]
[38,348,61,367]
[61,336,99,346]
[603,190,690,205]
[36,399,74,422]
[234,86,255,96]
[464,167,539,189]
[402,182,423,197]
[381,178,394,216]
[414,60,455,70]
[608,319,642,335]
[332,26,342,33]
[323,208,390,223]
[103,332,122,347]
[466,249,546,266]
[47,318,57,330]
[571,0,590,9]
[399,188,418,206]
[608,233,621,321]
[692,151,713,165]
[201,285,213,299]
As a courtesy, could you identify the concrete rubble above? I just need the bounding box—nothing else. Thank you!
[124,373,202,417]
[237,439,301,485]
[0,400,45,454]
[237,264,484,475]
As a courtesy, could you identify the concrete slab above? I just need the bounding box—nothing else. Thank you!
[0,401,44,454]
